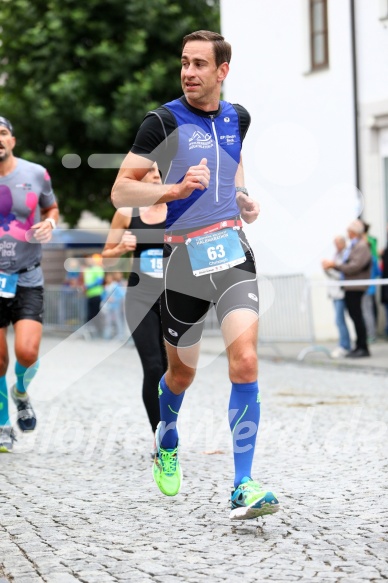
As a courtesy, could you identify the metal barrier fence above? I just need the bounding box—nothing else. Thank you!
[44,286,86,333]
[259,273,314,343]
[43,274,316,346]
[202,273,315,345]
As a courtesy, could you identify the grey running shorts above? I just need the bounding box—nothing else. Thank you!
[161,231,259,348]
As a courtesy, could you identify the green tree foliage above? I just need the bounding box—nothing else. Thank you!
[0,0,220,225]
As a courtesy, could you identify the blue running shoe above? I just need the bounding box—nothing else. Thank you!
[230,477,280,520]
[152,422,182,496]
[11,385,37,432]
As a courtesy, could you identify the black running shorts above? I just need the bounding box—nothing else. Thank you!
[0,286,44,328]
[161,230,259,347]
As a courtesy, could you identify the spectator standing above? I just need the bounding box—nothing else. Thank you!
[323,219,372,358]
[83,254,104,337]
[112,272,127,340]
[381,235,388,337]
[361,222,380,342]
[101,273,117,340]
[361,252,381,343]
[322,236,351,358]
[100,272,127,341]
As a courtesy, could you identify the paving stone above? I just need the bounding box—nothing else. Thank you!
[47,575,81,583]
[0,336,386,582]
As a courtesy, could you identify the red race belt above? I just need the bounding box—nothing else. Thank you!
[164,219,243,244]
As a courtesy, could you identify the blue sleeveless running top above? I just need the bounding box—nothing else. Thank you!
[162,99,242,231]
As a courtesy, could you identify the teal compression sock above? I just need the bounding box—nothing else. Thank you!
[158,374,185,449]
[229,381,261,488]
[15,360,39,394]
[0,376,10,426]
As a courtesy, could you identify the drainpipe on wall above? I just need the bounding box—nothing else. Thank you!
[350,0,361,196]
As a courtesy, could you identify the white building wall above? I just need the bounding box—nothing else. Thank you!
[357,0,388,104]
[220,0,367,340]
[356,0,388,246]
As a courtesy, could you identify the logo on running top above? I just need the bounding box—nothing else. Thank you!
[15,183,33,190]
[224,117,230,122]
[219,134,237,146]
[168,328,179,337]
[248,293,258,302]
[188,130,213,150]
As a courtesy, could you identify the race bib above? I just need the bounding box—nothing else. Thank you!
[0,271,19,298]
[186,228,246,277]
[140,249,163,278]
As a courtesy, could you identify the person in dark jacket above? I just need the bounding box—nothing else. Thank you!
[323,219,372,357]
[381,235,388,337]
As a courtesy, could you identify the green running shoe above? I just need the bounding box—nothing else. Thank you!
[152,422,182,497]
[230,477,280,520]
[0,426,17,453]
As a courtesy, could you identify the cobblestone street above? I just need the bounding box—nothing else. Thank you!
[0,334,387,583]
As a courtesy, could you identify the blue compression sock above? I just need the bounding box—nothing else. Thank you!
[158,374,185,449]
[15,360,39,394]
[0,376,10,426]
[229,381,261,488]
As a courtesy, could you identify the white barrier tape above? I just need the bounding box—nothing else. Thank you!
[311,278,388,287]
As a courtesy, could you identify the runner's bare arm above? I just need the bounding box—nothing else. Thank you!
[102,209,137,270]
[111,152,209,209]
[31,203,59,243]
[102,209,136,257]
[235,155,260,225]
[40,203,59,224]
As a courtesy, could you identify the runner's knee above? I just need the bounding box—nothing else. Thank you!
[14,345,39,368]
[229,350,258,383]
[0,353,9,375]
[167,365,195,393]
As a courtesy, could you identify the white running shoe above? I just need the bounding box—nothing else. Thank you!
[330,346,349,359]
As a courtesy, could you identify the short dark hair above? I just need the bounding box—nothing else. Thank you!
[182,30,232,67]
[361,220,370,234]
[0,116,13,135]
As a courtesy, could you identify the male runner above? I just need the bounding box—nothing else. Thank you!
[112,31,279,520]
[0,116,59,452]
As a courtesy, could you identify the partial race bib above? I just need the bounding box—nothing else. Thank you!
[140,249,163,278]
[0,271,19,298]
[186,228,246,277]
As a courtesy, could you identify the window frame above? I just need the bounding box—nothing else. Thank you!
[379,0,388,21]
[309,0,329,71]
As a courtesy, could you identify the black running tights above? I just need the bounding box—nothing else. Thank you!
[130,302,167,433]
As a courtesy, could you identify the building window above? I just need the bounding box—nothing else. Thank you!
[310,0,329,70]
[379,0,388,20]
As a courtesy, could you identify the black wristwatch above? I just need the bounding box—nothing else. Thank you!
[235,187,249,196]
